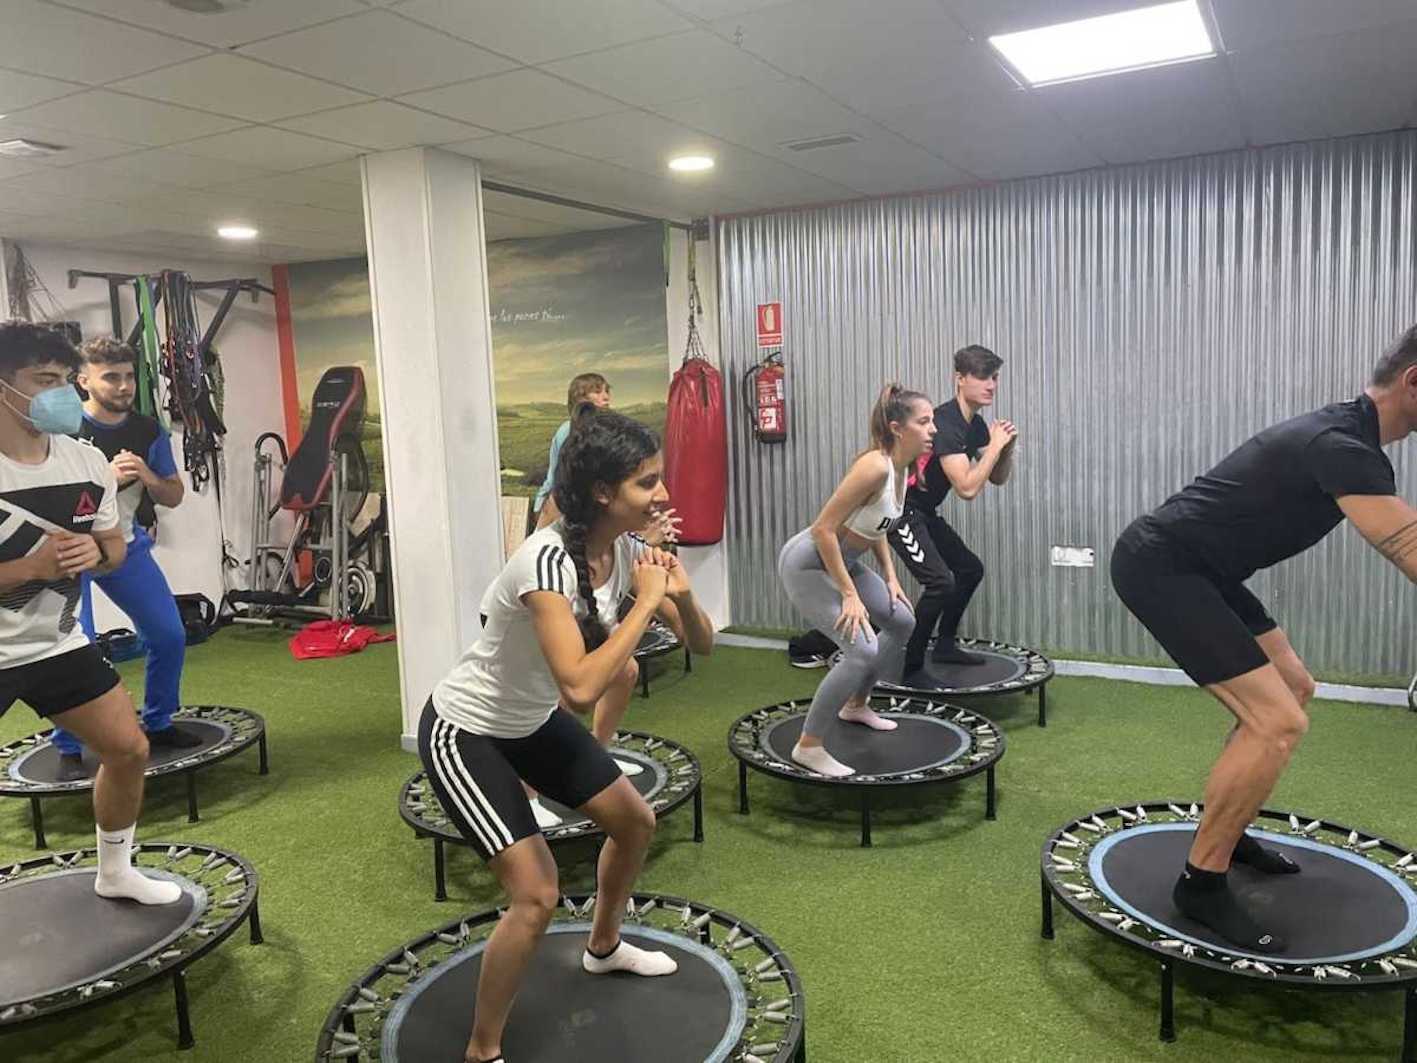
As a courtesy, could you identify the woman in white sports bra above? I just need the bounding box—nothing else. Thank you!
[777,384,937,776]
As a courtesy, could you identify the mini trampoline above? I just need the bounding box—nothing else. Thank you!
[0,705,269,849]
[728,694,1004,847]
[316,891,805,1062]
[0,842,261,1050]
[1042,802,1417,1055]
[871,637,1054,726]
[633,620,690,698]
[400,730,704,901]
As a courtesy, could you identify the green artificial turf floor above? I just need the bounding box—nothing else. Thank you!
[2,627,1414,1062]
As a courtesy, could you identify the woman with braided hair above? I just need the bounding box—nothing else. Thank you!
[418,409,714,1063]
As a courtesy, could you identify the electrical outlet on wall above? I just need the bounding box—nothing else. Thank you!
[1050,546,1095,568]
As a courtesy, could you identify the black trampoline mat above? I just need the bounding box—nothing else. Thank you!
[0,869,200,1006]
[386,927,742,1062]
[14,721,230,784]
[765,714,967,775]
[1093,826,1417,962]
[636,628,677,653]
[926,650,1025,687]
[540,752,661,823]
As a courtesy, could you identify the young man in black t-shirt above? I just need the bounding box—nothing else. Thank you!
[889,344,1017,689]
[1112,325,1417,953]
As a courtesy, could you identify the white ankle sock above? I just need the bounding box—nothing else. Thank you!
[790,742,854,777]
[529,798,563,830]
[94,825,182,905]
[582,938,678,976]
[613,757,644,777]
[838,703,898,731]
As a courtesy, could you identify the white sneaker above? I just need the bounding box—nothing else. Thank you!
[529,798,563,830]
[614,757,644,777]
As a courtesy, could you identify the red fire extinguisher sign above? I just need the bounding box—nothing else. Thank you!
[756,302,783,348]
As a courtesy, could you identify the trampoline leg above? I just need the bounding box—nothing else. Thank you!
[1159,962,1176,1043]
[693,784,704,843]
[248,894,264,945]
[860,791,872,848]
[434,838,448,903]
[1038,683,1048,728]
[738,762,749,815]
[258,732,269,775]
[186,772,199,823]
[1040,875,1054,940]
[173,969,195,1050]
[1403,986,1416,1063]
[795,1032,807,1062]
[986,766,997,821]
[684,646,692,675]
[29,796,46,850]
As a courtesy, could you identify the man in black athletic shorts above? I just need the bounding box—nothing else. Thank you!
[890,344,1017,689]
[1112,325,1417,953]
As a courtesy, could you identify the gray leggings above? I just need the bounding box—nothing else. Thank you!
[778,529,915,739]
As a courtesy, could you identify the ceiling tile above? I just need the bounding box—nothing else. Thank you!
[484,211,578,241]
[9,90,245,147]
[0,157,48,182]
[296,159,366,187]
[1229,21,1417,145]
[399,0,691,64]
[941,0,1156,37]
[877,89,1103,180]
[400,70,626,132]
[240,10,515,96]
[545,30,784,107]
[1041,56,1246,165]
[0,0,209,84]
[659,80,867,155]
[54,0,368,48]
[0,68,83,113]
[712,0,968,84]
[176,127,361,170]
[276,101,488,150]
[207,173,365,213]
[524,111,727,175]
[660,0,791,18]
[1212,0,1417,52]
[110,53,371,122]
[94,148,278,189]
[444,135,595,182]
[481,190,641,229]
[0,118,146,166]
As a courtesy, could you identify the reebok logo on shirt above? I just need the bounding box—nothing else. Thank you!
[73,491,98,522]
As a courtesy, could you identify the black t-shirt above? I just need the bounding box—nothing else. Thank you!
[905,398,989,512]
[78,411,166,533]
[1146,395,1396,582]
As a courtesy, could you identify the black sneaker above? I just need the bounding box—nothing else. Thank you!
[146,724,205,750]
[931,643,988,666]
[56,752,89,783]
[788,651,831,670]
[900,667,951,692]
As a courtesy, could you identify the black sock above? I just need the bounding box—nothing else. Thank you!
[1231,832,1300,874]
[586,939,620,960]
[1173,863,1286,953]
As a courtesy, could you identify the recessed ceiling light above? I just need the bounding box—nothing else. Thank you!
[217,224,259,240]
[668,155,715,173]
[989,0,1215,87]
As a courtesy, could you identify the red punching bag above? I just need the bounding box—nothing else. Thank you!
[664,354,727,545]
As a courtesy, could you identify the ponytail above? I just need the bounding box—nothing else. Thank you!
[866,382,929,453]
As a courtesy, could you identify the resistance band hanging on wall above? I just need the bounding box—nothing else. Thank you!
[158,270,227,490]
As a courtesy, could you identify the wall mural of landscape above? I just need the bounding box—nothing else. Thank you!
[282,222,669,501]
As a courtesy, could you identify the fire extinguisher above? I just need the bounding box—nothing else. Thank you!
[744,351,787,444]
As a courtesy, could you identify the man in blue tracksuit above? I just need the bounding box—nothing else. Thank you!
[52,337,196,781]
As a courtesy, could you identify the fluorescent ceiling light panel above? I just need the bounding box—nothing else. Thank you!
[217,224,258,240]
[668,155,714,172]
[989,1,1215,86]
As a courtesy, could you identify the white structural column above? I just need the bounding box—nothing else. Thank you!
[362,148,504,742]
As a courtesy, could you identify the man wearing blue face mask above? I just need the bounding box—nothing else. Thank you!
[47,337,196,781]
[0,319,180,906]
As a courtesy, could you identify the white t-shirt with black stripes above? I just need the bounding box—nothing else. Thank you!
[434,522,647,738]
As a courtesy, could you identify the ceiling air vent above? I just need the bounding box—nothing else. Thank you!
[782,133,860,152]
[162,0,253,12]
[0,139,66,158]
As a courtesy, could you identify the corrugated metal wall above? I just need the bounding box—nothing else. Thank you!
[719,131,1417,675]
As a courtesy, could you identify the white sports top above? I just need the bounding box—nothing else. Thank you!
[842,453,905,541]
[435,522,647,739]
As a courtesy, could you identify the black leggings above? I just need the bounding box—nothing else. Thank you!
[889,507,984,668]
